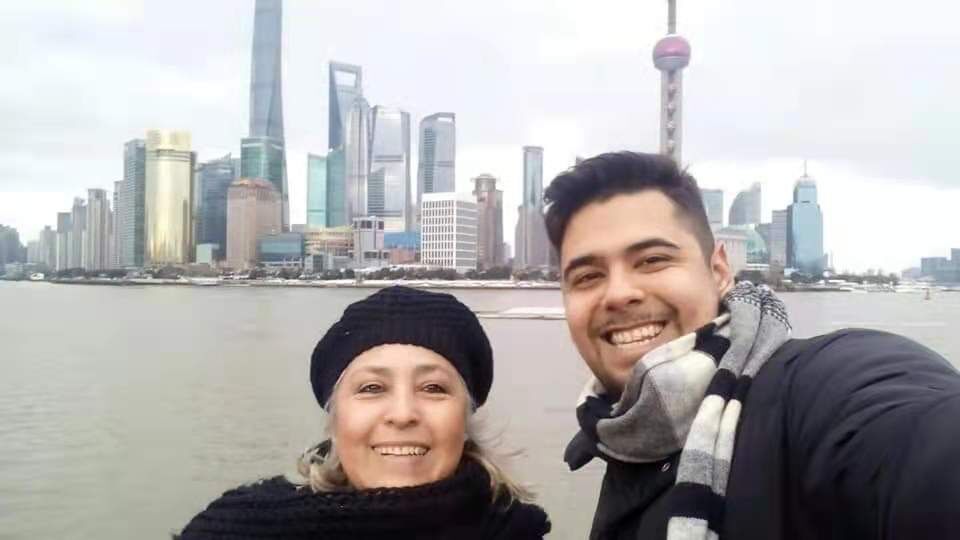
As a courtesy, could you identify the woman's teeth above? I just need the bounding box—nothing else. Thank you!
[608,323,665,345]
[374,446,429,456]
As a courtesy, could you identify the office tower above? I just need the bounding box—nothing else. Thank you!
[243,0,288,229]
[421,192,477,273]
[329,61,369,225]
[473,173,504,269]
[145,129,193,265]
[369,106,412,232]
[226,178,281,269]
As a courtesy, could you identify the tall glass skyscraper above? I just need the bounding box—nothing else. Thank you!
[522,146,544,208]
[244,0,288,230]
[196,153,237,255]
[515,146,550,269]
[329,62,368,226]
[325,148,346,227]
[417,113,456,198]
[787,175,824,274]
[117,138,145,267]
[369,106,411,232]
[145,130,194,266]
[306,153,327,228]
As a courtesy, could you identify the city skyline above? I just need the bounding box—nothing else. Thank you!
[2,0,960,273]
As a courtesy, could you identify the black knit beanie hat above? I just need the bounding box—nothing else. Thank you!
[310,286,494,408]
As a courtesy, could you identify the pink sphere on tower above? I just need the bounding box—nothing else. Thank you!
[653,34,691,72]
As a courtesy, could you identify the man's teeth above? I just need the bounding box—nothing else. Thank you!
[375,446,429,456]
[609,323,665,345]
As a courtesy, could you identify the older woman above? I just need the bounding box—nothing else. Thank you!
[178,286,550,539]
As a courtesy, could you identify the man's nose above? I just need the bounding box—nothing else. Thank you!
[601,265,645,312]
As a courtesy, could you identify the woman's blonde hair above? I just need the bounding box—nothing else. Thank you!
[297,382,533,503]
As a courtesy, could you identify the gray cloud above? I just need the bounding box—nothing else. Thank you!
[1,0,958,270]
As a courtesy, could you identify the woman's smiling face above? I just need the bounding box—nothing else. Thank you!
[331,344,469,489]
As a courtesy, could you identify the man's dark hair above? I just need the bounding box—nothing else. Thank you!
[543,151,715,260]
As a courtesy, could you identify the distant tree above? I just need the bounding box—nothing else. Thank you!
[343,269,355,279]
[248,268,267,280]
[464,269,479,280]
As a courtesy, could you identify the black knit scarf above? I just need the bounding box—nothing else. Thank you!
[177,459,550,539]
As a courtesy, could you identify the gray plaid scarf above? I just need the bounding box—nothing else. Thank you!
[564,281,791,539]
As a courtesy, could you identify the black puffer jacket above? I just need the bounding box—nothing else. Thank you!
[586,329,960,539]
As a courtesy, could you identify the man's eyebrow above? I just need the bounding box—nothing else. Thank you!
[623,238,681,253]
[563,254,599,279]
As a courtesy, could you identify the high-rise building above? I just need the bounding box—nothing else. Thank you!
[117,138,146,268]
[421,192,477,273]
[325,148,347,226]
[112,182,120,268]
[306,153,327,228]
[653,0,691,164]
[70,197,86,269]
[37,225,56,270]
[85,188,112,271]
[226,178,281,270]
[56,212,72,271]
[369,106,412,232]
[514,146,551,269]
[196,153,237,258]
[729,182,762,226]
[522,146,544,208]
[0,225,24,267]
[26,241,41,265]
[787,169,824,274]
[329,62,369,226]
[244,0,288,230]
[473,174,504,269]
[769,209,788,267]
[145,129,194,266]
[416,112,456,229]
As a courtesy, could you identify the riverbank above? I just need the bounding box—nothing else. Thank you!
[40,277,562,290]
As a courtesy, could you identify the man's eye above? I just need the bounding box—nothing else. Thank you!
[638,256,669,267]
[358,383,384,394]
[574,272,601,286]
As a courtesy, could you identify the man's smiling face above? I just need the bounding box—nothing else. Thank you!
[560,190,732,398]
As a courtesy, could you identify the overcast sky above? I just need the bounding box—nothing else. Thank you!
[2,0,958,272]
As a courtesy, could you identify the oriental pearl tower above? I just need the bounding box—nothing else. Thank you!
[653,0,691,165]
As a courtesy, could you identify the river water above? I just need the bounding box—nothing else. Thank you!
[2,282,958,539]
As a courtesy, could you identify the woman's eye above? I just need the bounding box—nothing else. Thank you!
[422,383,448,394]
[358,383,384,394]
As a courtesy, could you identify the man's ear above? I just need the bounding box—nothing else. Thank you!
[711,242,734,296]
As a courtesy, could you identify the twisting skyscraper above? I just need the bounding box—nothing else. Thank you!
[653,0,691,164]
[243,0,288,230]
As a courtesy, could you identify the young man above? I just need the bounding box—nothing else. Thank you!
[545,151,960,540]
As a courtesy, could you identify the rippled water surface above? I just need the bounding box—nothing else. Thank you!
[2,282,958,539]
